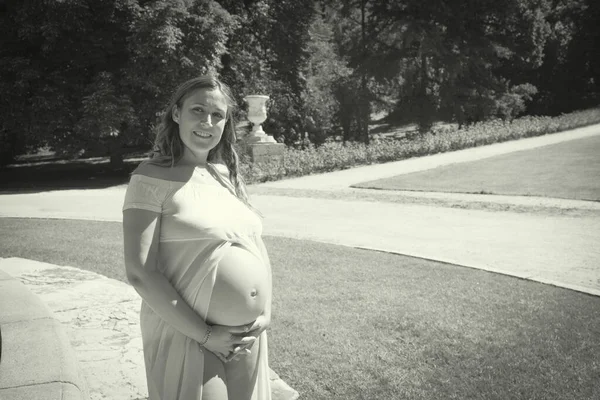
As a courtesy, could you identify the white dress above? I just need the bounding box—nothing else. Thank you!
[123,163,272,400]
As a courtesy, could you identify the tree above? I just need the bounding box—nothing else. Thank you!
[219,0,315,146]
[76,72,138,168]
[0,0,236,166]
[124,0,236,155]
[2,0,594,166]
[526,0,600,115]
[329,0,553,131]
[327,0,379,141]
[302,9,352,144]
[0,0,140,165]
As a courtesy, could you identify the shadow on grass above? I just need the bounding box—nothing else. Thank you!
[0,157,144,194]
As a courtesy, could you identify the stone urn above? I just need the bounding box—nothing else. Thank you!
[244,95,276,143]
[240,95,284,165]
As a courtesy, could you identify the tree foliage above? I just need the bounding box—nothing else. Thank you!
[302,9,353,144]
[0,0,598,165]
[332,0,555,129]
[526,0,600,115]
[124,0,235,148]
[219,0,315,146]
[0,0,234,166]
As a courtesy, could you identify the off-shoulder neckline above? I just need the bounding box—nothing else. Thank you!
[131,164,236,194]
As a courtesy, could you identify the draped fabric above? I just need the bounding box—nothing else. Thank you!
[123,164,271,400]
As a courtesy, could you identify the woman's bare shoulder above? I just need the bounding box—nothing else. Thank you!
[132,161,180,181]
[131,161,170,179]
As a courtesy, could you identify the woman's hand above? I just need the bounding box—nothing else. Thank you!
[225,315,271,362]
[245,314,271,336]
[202,324,257,363]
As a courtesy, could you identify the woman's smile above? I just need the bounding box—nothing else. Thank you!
[193,130,213,138]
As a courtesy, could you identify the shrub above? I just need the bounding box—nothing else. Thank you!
[241,107,600,184]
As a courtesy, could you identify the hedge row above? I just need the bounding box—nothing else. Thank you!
[240,108,600,184]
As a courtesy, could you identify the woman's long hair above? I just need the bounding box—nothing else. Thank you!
[146,75,254,210]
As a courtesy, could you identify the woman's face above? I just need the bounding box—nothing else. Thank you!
[172,87,228,163]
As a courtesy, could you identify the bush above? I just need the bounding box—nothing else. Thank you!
[241,107,600,184]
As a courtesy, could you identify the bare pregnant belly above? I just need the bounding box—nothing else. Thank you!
[206,244,268,326]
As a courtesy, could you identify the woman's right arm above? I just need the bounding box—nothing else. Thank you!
[123,208,211,344]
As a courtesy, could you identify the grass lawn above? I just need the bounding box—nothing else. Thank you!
[1,218,599,400]
[353,135,600,202]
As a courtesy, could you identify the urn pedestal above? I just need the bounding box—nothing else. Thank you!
[240,95,284,165]
[242,142,285,165]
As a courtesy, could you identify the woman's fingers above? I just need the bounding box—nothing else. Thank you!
[228,322,254,334]
[206,324,257,363]
[228,333,257,346]
[239,336,257,344]
[226,347,252,362]
[232,345,252,354]
[245,319,261,332]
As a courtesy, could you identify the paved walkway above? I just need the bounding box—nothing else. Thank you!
[0,257,297,400]
[1,124,599,296]
[1,123,600,399]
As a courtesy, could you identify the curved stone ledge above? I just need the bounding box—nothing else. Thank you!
[0,269,89,400]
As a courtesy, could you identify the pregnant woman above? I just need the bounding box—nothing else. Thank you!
[122,76,272,400]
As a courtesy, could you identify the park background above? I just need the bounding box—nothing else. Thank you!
[1,0,599,178]
[1,1,600,400]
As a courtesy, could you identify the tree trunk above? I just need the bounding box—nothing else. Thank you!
[341,104,351,143]
[418,52,433,134]
[108,137,124,170]
[360,0,370,145]
[0,129,18,167]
